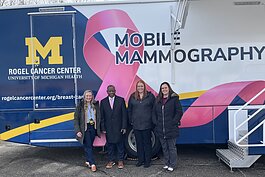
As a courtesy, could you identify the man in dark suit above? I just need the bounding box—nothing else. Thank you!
[100,85,127,169]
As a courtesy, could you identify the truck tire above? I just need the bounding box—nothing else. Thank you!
[124,126,161,158]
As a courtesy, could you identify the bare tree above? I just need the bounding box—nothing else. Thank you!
[8,0,17,6]
[18,0,25,5]
[0,0,5,6]
[0,0,6,6]
[0,0,112,6]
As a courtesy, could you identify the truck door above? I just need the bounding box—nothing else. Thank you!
[28,9,77,110]
[27,9,79,146]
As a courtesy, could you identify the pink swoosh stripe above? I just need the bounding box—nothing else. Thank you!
[238,81,265,104]
[180,81,265,128]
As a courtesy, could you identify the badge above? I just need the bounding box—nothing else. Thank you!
[89,118,94,125]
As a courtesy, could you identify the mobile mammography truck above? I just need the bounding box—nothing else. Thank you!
[0,0,265,170]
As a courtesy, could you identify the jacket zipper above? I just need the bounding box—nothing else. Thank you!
[162,105,166,139]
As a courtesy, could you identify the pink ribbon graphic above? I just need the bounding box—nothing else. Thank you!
[83,9,155,102]
[180,81,265,128]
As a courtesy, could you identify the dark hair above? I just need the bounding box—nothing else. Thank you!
[107,85,115,90]
[157,82,177,102]
[134,80,147,100]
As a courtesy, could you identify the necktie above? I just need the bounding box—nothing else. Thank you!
[110,98,114,109]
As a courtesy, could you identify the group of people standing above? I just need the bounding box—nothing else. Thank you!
[74,80,183,172]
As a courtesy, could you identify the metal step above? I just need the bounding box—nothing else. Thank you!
[216,143,261,170]
[228,140,248,158]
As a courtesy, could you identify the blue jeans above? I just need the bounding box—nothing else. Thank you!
[84,124,96,165]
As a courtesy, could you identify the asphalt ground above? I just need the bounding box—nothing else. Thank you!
[0,141,265,177]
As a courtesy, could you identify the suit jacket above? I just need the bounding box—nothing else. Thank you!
[100,95,127,143]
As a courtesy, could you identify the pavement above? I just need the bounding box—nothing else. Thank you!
[0,140,265,177]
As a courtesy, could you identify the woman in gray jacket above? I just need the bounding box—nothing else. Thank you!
[128,80,155,168]
[74,90,101,172]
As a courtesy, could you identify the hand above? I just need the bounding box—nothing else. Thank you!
[102,131,106,134]
[76,132,82,138]
[121,129,126,134]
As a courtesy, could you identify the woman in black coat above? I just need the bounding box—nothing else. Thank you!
[128,80,155,168]
[74,90,101,172]
[152,82,183,172]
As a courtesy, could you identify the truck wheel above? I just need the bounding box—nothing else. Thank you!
[124,126,161,158]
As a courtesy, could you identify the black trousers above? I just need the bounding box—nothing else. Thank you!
[134,129,152,165]
[107,140,125,162]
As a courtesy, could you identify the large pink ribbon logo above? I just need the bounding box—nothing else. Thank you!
[83,9,155,102]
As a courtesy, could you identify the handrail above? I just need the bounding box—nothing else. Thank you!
[174,0,188,31]
[170,0,188,84]
[236,114,265,146]
[236,105,265,132]
[233,88,265,146]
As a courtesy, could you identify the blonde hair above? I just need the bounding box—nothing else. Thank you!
[83,90,95,105]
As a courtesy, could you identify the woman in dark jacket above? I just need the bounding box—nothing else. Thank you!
[152,82,183,172]
[74,90,101,172]
[128,80,155,168]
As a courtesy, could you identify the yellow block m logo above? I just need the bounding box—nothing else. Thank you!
[25,37,63,65]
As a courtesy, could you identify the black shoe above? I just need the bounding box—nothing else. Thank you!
[144,163,150,168]
[136,162,144,167]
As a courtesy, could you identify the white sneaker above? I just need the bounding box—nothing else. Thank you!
[91,164,97,172]
[167,167,174,172]
[163,165,169,169]
[85,162,91,168]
